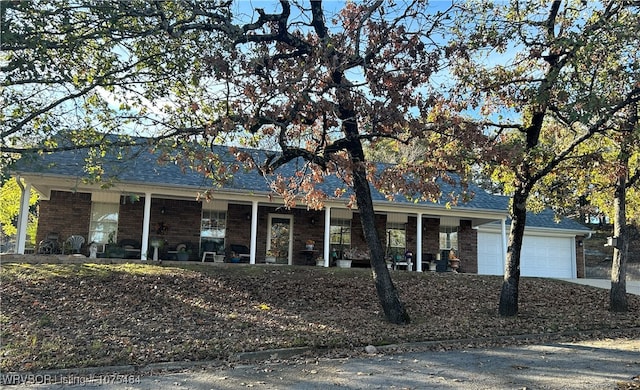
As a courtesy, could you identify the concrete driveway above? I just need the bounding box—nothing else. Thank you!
[558,278,640,295]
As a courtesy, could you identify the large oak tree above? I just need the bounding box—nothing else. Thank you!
[2,0,489,324]
[447,0,640,315]
[548,104,639,312]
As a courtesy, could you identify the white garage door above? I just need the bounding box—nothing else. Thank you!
[520,235,574,278]
[477,231,575,278]
[477,232,503,275]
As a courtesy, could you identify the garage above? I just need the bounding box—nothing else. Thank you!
[477,228,578,278]
[520,234,575,278]
[477,231,504,276]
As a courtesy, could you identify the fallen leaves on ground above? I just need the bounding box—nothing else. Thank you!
[1,263,639,372]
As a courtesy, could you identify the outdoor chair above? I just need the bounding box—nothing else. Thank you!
[118,239,141,259]
[65,235,85,254]
[436,255,449,272]
[229,244,251,263]
[38,232,60,254]
[201,240,218,262]
[392,252,413,271]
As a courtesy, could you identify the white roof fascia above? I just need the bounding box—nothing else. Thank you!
[475,223,592,237]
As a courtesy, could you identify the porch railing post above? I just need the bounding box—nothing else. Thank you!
[141,192,152,260]
[416,212,423,272]
[15,178,30,254]
[323,206,331,267]
[501,217,508,272]
[249,200,258,264]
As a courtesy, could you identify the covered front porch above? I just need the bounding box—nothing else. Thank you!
[13,177,509,273]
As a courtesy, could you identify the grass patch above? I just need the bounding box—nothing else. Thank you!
[1,263,183,281]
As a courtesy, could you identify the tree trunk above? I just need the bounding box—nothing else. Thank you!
[352,161,411,325]
[332,58,410,324]
[610,221,629,312]
[610,129,630,312]
[499,189,527,316]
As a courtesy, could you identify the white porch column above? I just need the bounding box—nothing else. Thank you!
[249,200,258,264]
[141,193,152,260]
[15,179,31,254]
[416,213,423,272]
[501,217,508,273]
[323,206,331,267]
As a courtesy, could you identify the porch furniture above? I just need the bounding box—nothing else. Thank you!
[38,232,60,254]
[150,238,163,261]
[64,235,85,254]
[392,252,413,271]
[423,253,436,271]
[201,241,224,262]
[300,249,318,265]
[173,243,190,261]
[118,239,141,259]
[202,251,217,262]
[229,244,250,263]
[449,257,461,272]
[435,253,449,272]
[343,247,371,268]
[166,243,183,259]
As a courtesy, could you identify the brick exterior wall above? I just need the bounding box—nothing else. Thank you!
[458,219,477,273]
[118,196,145,243]
[422,217,441,259]
[36,191,92,251]
[345,212,386,267]
[37,191,204,259]
[149,198,202,259]
[36,191,479,270]
[576,235,586,278]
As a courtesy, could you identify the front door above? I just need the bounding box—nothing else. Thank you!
[267,214,293,265]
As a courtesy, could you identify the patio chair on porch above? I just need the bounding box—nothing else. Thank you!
[201,240,220,262]
[392,250,413,271]
[229,244,250,263]
[65,235,85,254]
[118,239,142,259]
[38,232,61,254]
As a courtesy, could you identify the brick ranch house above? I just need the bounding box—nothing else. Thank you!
[10,143,591,277]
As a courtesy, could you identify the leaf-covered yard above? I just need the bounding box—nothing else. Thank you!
[1,263,639,372]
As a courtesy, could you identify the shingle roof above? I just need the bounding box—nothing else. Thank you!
[521,209,591,231]
[12,141,591,232]
[12,142,509,211]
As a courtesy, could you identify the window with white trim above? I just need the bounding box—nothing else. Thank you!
[439,226,458,251]
[89,202,119,244]
[200,209,226,253]
[386,222,406,260]
[330,218,351,259]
